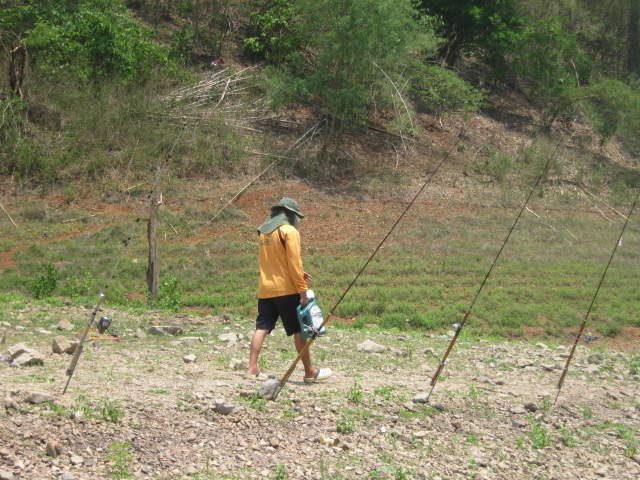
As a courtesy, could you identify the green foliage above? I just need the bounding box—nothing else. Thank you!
[595,422,638,457]
[417,0,522,75]
[599,320,622,338]
[473,148,513,181]
[410,65,484,118]
[42,400,70,417]
[0,77,192,183]
[584,79,640,155]
[74,395,95,418]
[515,18,591,132]
[348,379,364,404]
[581,405,594,420]
[106,442,134,479]
[394,466,412,480]
[565,0,633,80]
[274,464,288,480]
[243,392,267,411]
[61,268,96,297]
[244,0,300,64]
[168,0,229,64]
[28,262,59,299]
[266,0,442,141]
[157,277,183,311]
[629,354,640,376]
[373,386,395,401]
[529,416,552,449]
[0,96,27,158]
[560,426,578,447]
[100,396,125,423]
[336,415,355,434]
[2,0,174,83]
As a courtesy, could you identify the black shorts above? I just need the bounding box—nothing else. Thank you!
[256,294,302,336]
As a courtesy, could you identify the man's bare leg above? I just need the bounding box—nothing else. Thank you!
[293,332,318,379]
[247,329,269,375]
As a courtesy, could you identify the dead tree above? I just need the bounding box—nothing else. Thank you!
[146,163,163,301]
[146,124,185,302]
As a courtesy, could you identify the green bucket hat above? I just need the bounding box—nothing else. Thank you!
[271,197,304,218]
[257,197,304,234]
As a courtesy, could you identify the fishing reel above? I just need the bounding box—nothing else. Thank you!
[97,316,113,335]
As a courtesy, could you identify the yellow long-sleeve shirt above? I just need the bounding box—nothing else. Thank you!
[258,224,308,299]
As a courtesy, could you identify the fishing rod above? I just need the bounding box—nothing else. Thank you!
[424,132,569,403]
[554,189,639,405]
[262,117,479,401]
[63,293,106,394]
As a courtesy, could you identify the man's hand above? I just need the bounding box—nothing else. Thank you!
[299,290,309,307]
[303,271,312,282]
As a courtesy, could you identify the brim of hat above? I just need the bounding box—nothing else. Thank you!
[271,205,304,217]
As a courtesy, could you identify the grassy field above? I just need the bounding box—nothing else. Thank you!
[1,166,638,346]
[1,51,638,349]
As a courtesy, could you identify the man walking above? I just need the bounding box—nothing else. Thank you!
[247,197,333,384]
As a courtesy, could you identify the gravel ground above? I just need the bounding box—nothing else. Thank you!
[1,302,639,480]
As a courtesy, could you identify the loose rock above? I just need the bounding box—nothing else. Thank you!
[357,340,386,353]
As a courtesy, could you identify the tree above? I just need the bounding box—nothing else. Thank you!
[416,0,522,78]
[243,0,300,64]
[0,0,172,84]
[520,0,639,82]
[514,18,590,132]
[168,0,232,64]
[265,0,442,150]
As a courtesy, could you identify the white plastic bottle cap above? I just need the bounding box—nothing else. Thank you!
[306,289,315,299]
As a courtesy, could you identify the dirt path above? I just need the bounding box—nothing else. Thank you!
[1,303,638,480]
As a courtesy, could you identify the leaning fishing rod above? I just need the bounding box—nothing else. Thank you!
[424,133,569,403]
[63,293,106,394]
[263,118,479,400]
[554,189,639,405]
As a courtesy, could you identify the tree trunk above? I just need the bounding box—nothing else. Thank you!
[628,0,640,76]
[436,32,462,69]
[193,0,201,59]
[323,113,336,152]
[9,43,26,98]
[146,164,162,301]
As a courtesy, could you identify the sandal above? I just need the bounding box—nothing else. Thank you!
[303,367,333,384]
[244,371,268,381]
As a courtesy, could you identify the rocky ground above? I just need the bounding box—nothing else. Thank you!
[0,301,639,480]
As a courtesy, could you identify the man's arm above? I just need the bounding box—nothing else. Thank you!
[282,225,309,297]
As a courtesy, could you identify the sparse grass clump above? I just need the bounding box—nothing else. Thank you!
[348,380,364,404]
[100,397,125,423]
[106,442,134,479]
[336,416,356,434]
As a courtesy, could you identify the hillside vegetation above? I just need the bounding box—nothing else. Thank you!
[0,0,639,344]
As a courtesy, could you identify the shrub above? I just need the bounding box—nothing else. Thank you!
[599,321,622,338]
[410,65,484,118]
[28,262,59,299]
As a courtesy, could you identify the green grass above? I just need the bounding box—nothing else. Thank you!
[528,416,552,449]
[106,442,134,479]
[1,175,639,344]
